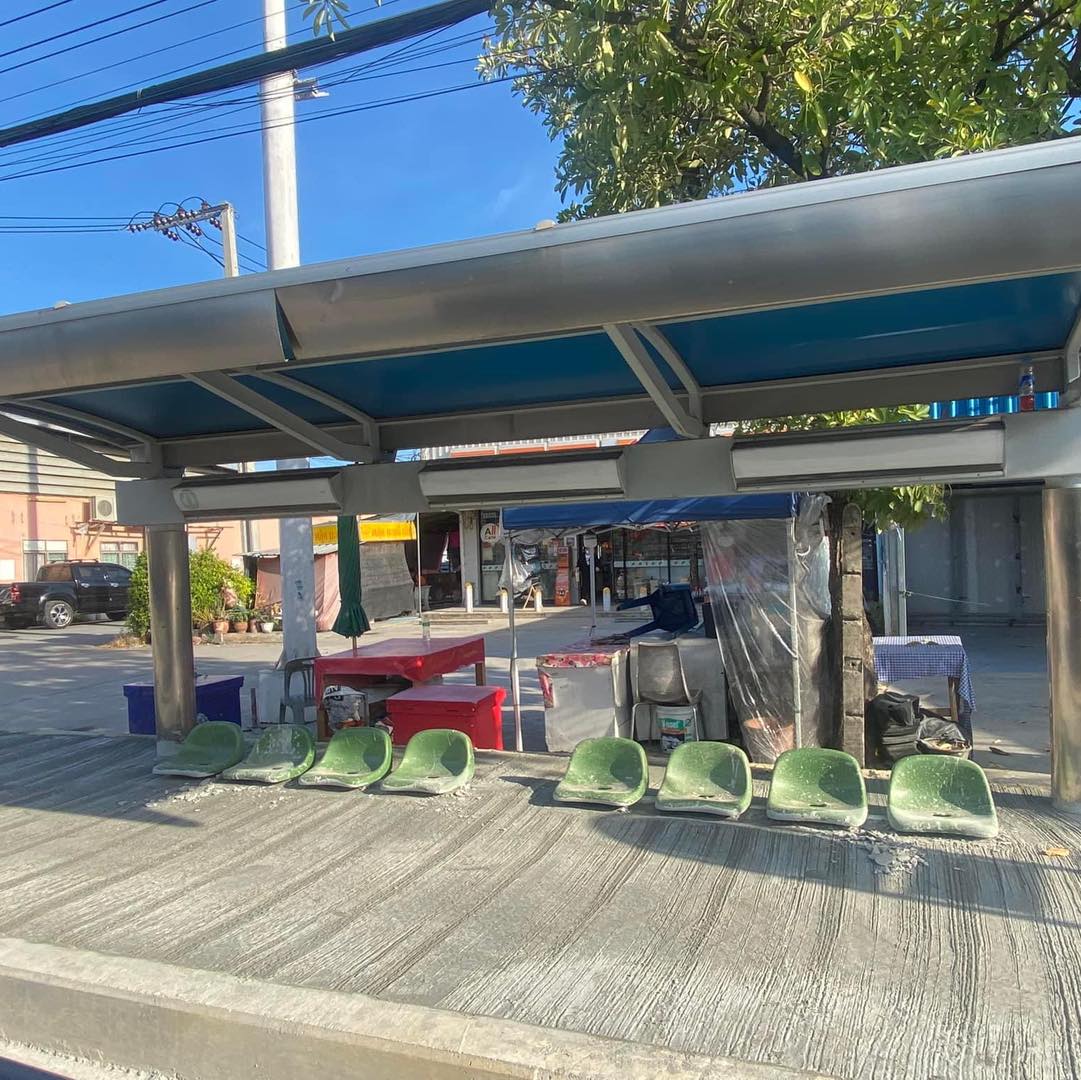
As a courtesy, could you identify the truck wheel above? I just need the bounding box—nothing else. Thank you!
[42,600,75,629]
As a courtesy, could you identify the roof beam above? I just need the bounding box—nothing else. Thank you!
[0,399,154,449]
[630,323,703,422]
[187,372,375,463]
[252,372,379,448]
[604,322,706,439]
[1064,303,1081,405]
[0,413,155,478]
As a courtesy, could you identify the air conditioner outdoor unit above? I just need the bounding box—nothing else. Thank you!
[730,420,1006,492]
[418,450,626,509]
[91,495,118,522]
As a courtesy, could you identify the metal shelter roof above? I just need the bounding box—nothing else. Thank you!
[0,139,1080,477]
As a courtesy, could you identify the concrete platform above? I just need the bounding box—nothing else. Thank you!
[0,732,1079,1079]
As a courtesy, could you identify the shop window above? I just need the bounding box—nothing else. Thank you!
[100,541,140,571]
[22,540,67,580]
[479,510,505,603]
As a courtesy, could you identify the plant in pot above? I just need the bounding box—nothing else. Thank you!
[254,595,276,633]
[228,607,250,634]
[210,603,230,636]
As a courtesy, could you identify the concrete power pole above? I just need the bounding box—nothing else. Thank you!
[262,0,318,663]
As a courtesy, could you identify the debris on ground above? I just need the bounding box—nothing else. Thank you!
[1043,846,1070,858]
[989,745,1011,756]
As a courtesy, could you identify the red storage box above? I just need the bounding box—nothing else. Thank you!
[386,684,506,750]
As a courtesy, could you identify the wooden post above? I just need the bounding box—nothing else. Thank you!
[839,503,867,763]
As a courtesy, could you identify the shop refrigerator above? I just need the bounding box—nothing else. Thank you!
[536,644,631,752]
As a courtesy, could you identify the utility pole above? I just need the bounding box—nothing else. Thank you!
[129,200,255,556]
[263,0,318,663]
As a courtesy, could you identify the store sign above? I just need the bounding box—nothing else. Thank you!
[480,522,502,544]
[312,519,417,547]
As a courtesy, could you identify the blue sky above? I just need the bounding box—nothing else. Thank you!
[0,0,562,315]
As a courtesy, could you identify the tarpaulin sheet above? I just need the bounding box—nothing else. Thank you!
[314,634,485,693]
[502,494,795,532]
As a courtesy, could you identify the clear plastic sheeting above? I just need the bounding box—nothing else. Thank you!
[702,497,832,762]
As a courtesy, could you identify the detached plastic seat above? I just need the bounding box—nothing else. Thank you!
[381,728,474,795]
[152,721,245,778]
[887,754,998,839]
[767,748,868,828]
[297,727,392,790]
[553,736,648,808]
[220,724,315,784]
[656,741,752,819]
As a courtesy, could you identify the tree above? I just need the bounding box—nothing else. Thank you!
[482,0,1080,218]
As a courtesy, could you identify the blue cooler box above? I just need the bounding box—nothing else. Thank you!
[123,675,245,735]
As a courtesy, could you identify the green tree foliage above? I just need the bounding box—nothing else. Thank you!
[126,550,254,640]
[482,0,1081,217]
[482,0,1078,528]
[304,0,353,37]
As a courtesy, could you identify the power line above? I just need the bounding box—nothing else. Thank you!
[0,0,490,148]
[0,0,230,80]
[0,75,515,184]
[0,0,80,31]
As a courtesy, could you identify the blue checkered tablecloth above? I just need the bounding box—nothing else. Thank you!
[872,635,974,739]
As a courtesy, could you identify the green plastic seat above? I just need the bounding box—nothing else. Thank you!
[220,724,315,784]
[553,736,648,809]
[152,721,246,778]
[297,727,393,790]
[656,741,752,819]
[767,748,868,828]
[887,754,998,839]
[380,728,475,795]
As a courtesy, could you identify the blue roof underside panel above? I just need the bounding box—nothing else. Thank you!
[502,495,794,530]
[32,272,1081,438]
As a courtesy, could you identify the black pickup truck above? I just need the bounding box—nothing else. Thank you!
[0,560,132,629]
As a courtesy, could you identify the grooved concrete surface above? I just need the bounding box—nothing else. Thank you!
[0,733,1079,1079]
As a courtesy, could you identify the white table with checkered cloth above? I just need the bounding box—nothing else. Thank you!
[872,635,974,740]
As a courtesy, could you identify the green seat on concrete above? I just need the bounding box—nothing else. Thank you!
[553,736,648,809]
[380,728,474,795]
[887,754,998,839]
[220,724,315,784]
[152,721,246,778]
[656,741,752,819]
[297,727,393,790]
[767,747,868,828]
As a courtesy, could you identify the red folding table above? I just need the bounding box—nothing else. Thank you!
[314,635,487,736]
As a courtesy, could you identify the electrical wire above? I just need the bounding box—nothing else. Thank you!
[0,29,493,171]
[0,75,515,184]
[0,0,80,31]
[0,0,229,79]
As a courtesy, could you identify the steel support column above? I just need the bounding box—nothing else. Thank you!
[1044,481,1081,812]
[146,524,196,754]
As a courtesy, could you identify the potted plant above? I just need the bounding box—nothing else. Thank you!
[209,603,229,636]
[253,596,277,634]
[228,607,249,634]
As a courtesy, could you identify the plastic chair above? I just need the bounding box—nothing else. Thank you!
[152,721,246,778]
[381,728,474,795]
[617,583,699,637]
[887,754,998,839]
[553,736,649,808]
[279,657,317,726]
[632,640,702,741]
[656,741,752,819]
[766,748,868,828]
[220,724,315,784]
[297,727,393,790]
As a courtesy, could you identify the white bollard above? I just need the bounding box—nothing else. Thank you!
[499,588,509,614]
[464,581,474,614]
[602,587,612,613]
[533,589,543,612]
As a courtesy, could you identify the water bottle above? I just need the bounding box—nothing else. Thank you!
[420,613,431,642]
[1018,364,1036,412]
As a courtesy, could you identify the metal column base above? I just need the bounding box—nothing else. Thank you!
[1044,483,1081,813]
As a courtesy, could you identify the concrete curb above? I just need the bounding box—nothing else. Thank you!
[0,938,829,1080]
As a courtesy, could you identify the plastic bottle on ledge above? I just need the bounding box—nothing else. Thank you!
[420,613,431,642]
[1018,364,1036,412]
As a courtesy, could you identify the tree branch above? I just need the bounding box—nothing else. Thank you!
[540,0,640,26]
[735,100,807,179]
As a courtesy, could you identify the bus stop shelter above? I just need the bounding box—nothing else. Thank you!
[0,139,1079,810]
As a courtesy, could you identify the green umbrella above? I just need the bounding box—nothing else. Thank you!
[331,515,370,650]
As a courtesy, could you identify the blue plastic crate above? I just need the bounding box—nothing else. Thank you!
[123,675,245,735]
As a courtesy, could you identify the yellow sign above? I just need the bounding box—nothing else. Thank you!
[312,519,416,546]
